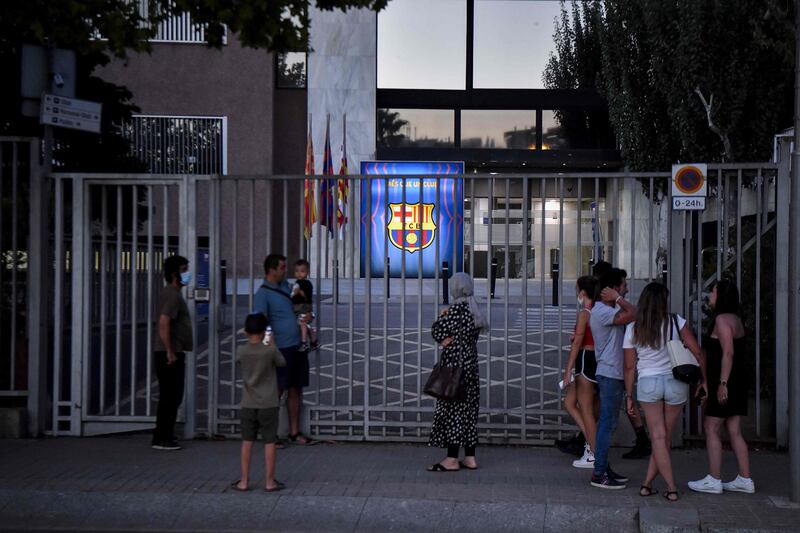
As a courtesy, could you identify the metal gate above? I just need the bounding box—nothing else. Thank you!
[37,164,787,445]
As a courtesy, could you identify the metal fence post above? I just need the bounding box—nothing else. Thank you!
[26,139,48,436]
[789,0,800,501]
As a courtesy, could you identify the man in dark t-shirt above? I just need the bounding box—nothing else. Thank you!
[152,255,193,450]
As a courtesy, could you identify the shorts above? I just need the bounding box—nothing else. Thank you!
[637,374,689,405]
[574,349,597,383]
[276,345,309,390]
[293,303,313,315]
[240,406,279,443]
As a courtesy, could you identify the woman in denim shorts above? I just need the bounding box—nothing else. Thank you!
[622,283,706,502]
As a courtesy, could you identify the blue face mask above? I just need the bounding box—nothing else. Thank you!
[180,271,192,285]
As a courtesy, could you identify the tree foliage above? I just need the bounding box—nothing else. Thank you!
[544,0,795,169]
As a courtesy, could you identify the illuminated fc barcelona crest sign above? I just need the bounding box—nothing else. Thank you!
[360,161,464,278]
[387,203,437,252]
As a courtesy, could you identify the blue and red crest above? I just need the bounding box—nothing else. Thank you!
[387,203,436,253]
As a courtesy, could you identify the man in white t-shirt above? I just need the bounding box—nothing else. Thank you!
[588,268,637,489]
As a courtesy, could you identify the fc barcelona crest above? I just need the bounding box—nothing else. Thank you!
[387,203,436,253]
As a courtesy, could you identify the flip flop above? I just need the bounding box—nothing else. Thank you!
[264,480,286,493]
[288,432,314,445]
[458,461,478,470]
[427,463,460,472]
[639,485,658,497]
[230,480,248,492]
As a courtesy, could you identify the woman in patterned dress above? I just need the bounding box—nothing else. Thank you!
[427,273,487,472]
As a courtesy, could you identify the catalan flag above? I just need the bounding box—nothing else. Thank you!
[303,116,316,240]
[337,115,349,239]
[319,115,336,236]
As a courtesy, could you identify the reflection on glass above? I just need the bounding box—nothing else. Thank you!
[277,52,307,88]
[461,110,537,149]
[542,110,615,150]
[473,0,562,89]
[378,0,466,89]
[378,109,454,148]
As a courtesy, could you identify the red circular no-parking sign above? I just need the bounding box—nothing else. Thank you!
[674,165,705,195]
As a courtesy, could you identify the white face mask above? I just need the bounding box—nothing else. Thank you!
[577,296,585,306]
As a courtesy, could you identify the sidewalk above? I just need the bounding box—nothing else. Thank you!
[0,435,797,532]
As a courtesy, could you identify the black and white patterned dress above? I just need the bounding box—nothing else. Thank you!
[428,302,481,449]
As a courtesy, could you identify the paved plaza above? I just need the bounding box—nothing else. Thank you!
[1,435,798,532]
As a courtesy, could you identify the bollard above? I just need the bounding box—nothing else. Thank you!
[385,257,390,299]
[334,259,339,305]
[220,259,227,305]
[442,261,449,304]
[551,262,560,307]
[490,257,498,299]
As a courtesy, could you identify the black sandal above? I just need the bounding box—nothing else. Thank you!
[427,463,459,472]
[639,485,658,497]
[288,432,313,445]
[663,490,679,502]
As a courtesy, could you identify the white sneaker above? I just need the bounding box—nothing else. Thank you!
[722,475,755,494]
[572,444,595,469]
[688,474,723,494]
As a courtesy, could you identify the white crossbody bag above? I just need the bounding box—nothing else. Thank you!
[667,314,701,384]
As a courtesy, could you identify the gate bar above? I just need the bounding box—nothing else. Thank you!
[115,186,123,415]
[130,185,138,416]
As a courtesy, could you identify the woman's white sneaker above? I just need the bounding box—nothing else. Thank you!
[722,475,755,494]
[688,474,723,494]
[572,444,595,469]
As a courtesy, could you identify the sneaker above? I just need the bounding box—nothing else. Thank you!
[151,441,181,451]
[572,444,595,469]
[591,472,627,490]
[606,467,629,483]
[622,438,652,459]
[722,475,755,494]
[688,474,723,494]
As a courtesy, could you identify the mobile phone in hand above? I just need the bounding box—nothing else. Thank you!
[696,388,707,399]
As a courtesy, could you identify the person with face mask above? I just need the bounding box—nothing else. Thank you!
[152,255,193,450]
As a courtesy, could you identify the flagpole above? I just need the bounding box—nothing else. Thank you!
[325,113,330,278]
[342,114,347,279]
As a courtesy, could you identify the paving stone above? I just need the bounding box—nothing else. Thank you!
[1,490,99,529]
[173,492,278,530]
[639,506,700,533]
[448,501,546,532]
[356,497,455,532]
[81,491,190,530]
[269,495,366,532]
[544,503,638,533]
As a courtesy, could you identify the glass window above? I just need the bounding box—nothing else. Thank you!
[378,0,466,90]
[461,110,537,149]
[542,110,616,150]
[377,109,455,148]
[277,52,307,88]
[473,0,562,89]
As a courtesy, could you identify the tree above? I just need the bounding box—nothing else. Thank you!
[542,1,614,150]
[377,109,409,148]
[544,0,795,169]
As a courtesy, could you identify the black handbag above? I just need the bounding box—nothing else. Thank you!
[424,362,466,402]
